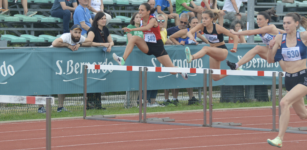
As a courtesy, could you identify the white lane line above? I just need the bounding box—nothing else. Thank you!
[16,132,272,150]
[0,127,195,143]
[0,123,138,134]
[154,139,307,150]
[176,113,299,122]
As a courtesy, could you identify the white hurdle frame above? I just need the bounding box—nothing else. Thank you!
[0,96,53,150]
[84,65,307,134]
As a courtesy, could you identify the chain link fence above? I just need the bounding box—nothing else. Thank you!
[0,85,287,114]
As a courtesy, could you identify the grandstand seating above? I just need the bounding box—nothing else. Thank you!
[1,0,307,47]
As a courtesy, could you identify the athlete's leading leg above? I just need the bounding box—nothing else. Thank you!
[186,46,228,62]
[113,36,149,65]
[227,45,268,70]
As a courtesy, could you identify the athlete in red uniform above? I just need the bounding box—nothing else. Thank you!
[113,3,187,79]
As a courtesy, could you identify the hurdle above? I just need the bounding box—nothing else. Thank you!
[0,95,54,150]
[84,65,307,134]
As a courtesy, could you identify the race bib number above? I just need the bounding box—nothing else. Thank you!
[204,34,219,43]
[144,33,157,43]
[262,34,274,45]
[282,47,301,61]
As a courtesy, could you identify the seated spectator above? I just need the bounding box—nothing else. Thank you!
[51,0,78,33]
[126,12,143,44]
[221,0,247,26]
[86,11,114,52]
[0,0,9,14]
[167,13,189,37]
[200,0,224,26]
[74,0,92,36]
[228,20,246,43]
[155,0,180,28]
[157,14,172,45]
[88,0,112,25]
[176,0,203,21]
[170,17,208,45]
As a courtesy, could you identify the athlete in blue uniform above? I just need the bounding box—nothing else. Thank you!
[185,10,239,81]
[169,17,208,45]
[267,13,307,148]
[227,11,286,71]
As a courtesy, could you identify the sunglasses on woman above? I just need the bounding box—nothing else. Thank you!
[157,20,165,23]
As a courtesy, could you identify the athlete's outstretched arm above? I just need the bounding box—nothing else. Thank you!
[217,24,238,52]
[122,18,156,32]
[230,25,274,36]
[267,34,282,63]
[187,24,203,42]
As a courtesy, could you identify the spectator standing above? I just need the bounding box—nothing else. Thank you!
[88,0,112,25]
[86,12,114,52]
[50,24,91,112]
[51,0,78,33]
[155,0,179,28]
[84,12,113,109]
[74,0,93,36]
[176,0,203,22]
[228,20,246,43]
[221,0,247,26]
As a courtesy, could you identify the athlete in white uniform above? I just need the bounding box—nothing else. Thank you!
[227,11,286,71]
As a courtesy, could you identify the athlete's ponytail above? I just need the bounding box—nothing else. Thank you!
[203,10,219,22]
[141,3,156,15]
[300,16,307,30]
[285,12,307,30]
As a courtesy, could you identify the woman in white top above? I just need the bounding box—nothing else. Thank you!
[88,0,112,25]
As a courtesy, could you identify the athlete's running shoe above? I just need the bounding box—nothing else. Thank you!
[185,47,192,63]
[181,72,188,80]
[113,53,125,65]
[267,137,282,148]
[226,60,237,70]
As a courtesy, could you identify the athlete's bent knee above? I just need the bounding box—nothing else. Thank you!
[280,100,290,109]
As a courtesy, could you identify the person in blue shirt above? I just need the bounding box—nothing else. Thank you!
[155,0,179,28]
[167,13,189,37]
[170,17,208,45]
[73,0,93,36]
[51,0,78,33]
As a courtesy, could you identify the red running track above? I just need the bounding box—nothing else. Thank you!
[0,107,307,150]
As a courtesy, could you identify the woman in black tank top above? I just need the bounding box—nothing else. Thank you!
[185,10,239,81]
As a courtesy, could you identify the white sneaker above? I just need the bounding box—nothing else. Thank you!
[112,53,125,65]
[181,72,188,80]
[267,137,282,148]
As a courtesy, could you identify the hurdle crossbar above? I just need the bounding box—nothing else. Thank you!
[84,65,307,134]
